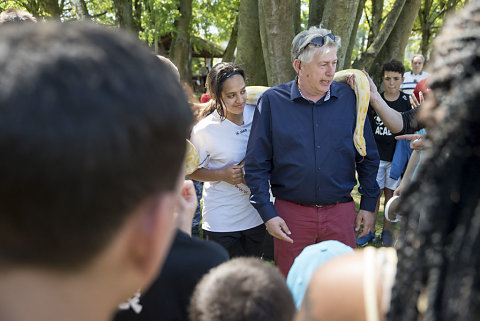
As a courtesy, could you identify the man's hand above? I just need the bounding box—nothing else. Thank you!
[346,73,356,91]
[395,134,425,150]
[361,70,382,103]
[355,210,376,238]
[265,216,293,243]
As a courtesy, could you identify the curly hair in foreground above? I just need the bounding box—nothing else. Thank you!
[388,1,480,320]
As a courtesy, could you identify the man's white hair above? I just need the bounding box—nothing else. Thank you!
[291,26,341,64]
[411,54,425,63]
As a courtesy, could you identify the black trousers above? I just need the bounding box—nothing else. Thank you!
[203,224,266,258]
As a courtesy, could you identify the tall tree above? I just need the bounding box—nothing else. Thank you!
[352,0,407,70]
[41,0,64,19]
[293,0,301,34]
[369,0,421,85]
[416,0,465,59]
[344,0,365,68]
[112,0,135,29]
[367,0,384,47]
[170,0,193,82]
[308,0,325,27]
[70,0,91,21]
[17,0,41,18]
[321,0,362,69]
[236,0,267,86]
[222,15,238,62]
[258,0,296,86]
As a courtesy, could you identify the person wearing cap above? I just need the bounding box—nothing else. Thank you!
[400,54,430,95]
[245,25,380,277]
[286,240,354,308]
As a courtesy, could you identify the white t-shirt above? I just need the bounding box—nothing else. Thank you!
[400,71,430,95]
[190,104,263,232]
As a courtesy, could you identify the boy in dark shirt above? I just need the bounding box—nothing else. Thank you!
[358,60,411,247]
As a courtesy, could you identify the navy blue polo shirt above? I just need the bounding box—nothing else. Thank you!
[245,79,380,222]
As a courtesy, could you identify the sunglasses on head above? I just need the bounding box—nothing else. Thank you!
[298,33,336,57]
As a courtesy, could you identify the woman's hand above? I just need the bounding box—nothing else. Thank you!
[221,164,245,185]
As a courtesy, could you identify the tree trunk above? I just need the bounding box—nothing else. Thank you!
[113,0,135,30]
[23,0,41,18]
[293,0,301,35]
[352,0,407,70]
[367,0,384,47]
[222,15,239,62]
[170,0,193,82]
[368,0,422,86]
[258,0,296,86]
[133,0,143,34]
[41,0,63,20]
[419,0,433,59]
[236,0,268,86]
[71,0,91,21]
[344,0,365,69]
[308,0,326,27]
[321,0,361,70]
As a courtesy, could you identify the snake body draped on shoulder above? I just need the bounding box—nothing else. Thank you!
[333,69,370,157]
[184,72,369,174]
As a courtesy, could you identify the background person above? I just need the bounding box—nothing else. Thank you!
[400,54,430,95]
[245,26,380,277]
[359,60,411,247]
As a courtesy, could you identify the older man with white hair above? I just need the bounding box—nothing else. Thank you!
[400,54,430,95]
[245,26,380,277]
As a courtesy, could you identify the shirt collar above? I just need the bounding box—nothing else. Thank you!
[290,77,336,103]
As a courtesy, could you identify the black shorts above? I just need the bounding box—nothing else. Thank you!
[203,224,266,258]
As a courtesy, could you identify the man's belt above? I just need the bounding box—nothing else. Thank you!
[313,196,354,208]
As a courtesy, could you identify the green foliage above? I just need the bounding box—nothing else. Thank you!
[300,0,308,30]
[140,0,179,45]
[192,0,240,43]
[86,0,116,26]
[408,0,466,60]
[0,1,25,12]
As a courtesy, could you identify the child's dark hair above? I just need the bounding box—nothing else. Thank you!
[382,59,405,76]
[0,22,193,270]
[199,62,245,120]
[190,257,295,321]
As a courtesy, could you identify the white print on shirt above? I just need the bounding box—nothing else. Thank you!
[374,115,392,136]
[118,291,143,314]
[235,184,250,194]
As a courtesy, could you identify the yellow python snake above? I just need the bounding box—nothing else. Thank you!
[185,69,369,173]
[333,69,370,157]
[185,139,200,175]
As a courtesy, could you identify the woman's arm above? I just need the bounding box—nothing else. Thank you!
[187,165,244,186]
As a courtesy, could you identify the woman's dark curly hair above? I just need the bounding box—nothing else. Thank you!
[387,2,480,321]
[199,62,245,120]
